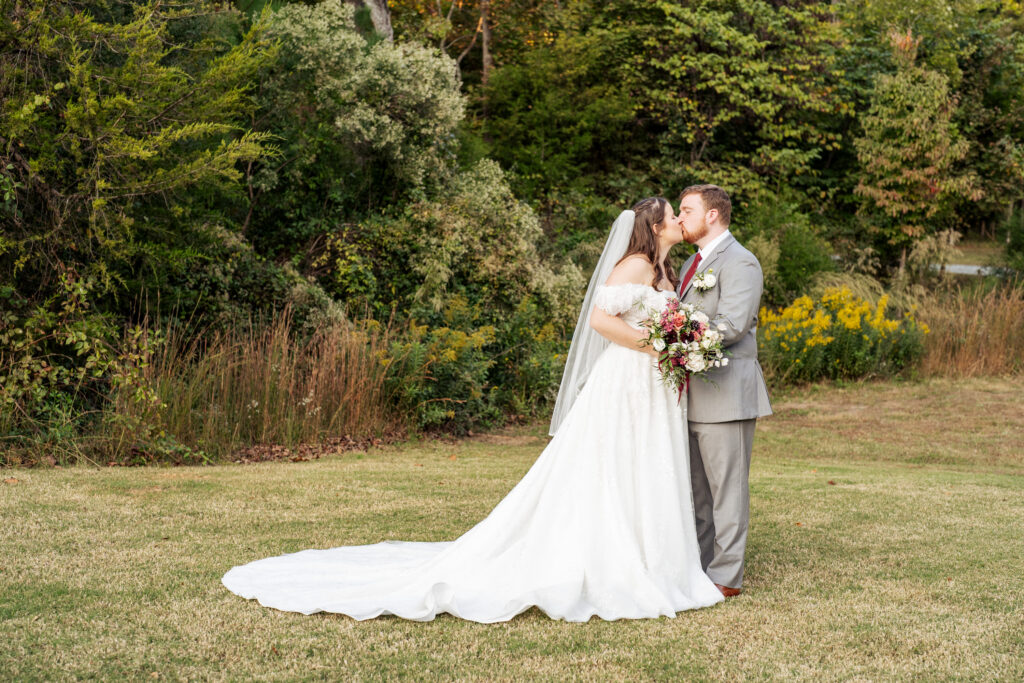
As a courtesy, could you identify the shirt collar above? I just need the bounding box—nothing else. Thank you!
[698,230,731,261]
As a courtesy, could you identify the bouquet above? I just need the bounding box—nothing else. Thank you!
[641,296,728,399]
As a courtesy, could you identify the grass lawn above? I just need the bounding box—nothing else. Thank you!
[2,377,1023,680]
[953,239,1007,267]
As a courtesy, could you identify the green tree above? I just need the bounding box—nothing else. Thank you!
[0,0,276,426]
[244,0,465,258]
[838,0,1024,235]
[950,10,1024,233]
[479,0,847,208]
[633,0,847,200]
[853,31,980,272]
[0,1,275,301]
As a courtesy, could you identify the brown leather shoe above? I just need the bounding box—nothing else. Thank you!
[715,583,741,597]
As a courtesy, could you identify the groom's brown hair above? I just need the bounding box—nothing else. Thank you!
[679,184,731,226]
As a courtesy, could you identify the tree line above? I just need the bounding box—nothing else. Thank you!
[2,0,1022,458]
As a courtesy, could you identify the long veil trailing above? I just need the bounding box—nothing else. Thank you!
[548,210,635,436]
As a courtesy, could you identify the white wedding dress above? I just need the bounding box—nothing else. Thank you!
[222,283,724,622]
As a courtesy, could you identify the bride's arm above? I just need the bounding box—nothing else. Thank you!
[590,308,656,357]
[589,258,659,358]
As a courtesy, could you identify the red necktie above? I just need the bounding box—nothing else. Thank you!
[680,253,703,293]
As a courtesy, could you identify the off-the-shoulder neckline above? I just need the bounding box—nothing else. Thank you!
[598,282,675,293]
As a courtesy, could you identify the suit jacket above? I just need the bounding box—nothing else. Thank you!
[677,234,773,423]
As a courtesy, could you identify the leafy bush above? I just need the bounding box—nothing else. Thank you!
[309,159,584,426]
[0,276,162,448]
[733,201,835,305]
[384,321,499,433]
[0,1,279,446]
[486,297,568,420]
[246,0,465,257]
[758,287,927,384]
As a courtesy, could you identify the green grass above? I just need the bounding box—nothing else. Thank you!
[2,377,1023,680]
[953,238,1007,267]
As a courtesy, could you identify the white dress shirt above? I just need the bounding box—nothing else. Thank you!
[698,230,732,261]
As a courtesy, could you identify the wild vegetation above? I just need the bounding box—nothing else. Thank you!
[2,0,1023,463]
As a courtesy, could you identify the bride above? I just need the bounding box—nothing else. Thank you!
[222,197,725,622]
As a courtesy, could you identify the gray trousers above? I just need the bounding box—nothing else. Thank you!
[688,418,756,588]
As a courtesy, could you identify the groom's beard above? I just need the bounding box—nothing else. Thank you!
[684,219,709,244]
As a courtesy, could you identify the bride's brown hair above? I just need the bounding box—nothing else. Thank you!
[615,197,678,290]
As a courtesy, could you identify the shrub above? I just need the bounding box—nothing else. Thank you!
[0,1,279,451]
[0,276,162,450]
[310,159,585,424]
[733,201,835,305]
[758,287,927,385]
[247,0,465,257]
[487,297,568,420]
[383,321,499,433]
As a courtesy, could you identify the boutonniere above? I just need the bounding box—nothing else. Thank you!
[693,269,717,292]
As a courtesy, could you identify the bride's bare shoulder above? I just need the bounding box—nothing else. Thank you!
[605,255,654,287]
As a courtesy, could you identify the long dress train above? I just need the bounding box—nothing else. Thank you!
[222,283,723,622]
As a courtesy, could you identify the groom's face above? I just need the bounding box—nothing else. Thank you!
[678,194,709,244]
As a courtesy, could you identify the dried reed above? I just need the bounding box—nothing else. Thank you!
[113,313,399,459]
[918,281,1024,377]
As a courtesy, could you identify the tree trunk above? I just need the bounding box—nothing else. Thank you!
[345,0,393,41]
[480,0,494,86]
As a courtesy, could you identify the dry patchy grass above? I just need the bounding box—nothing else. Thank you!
[2,378,1023,680]
[953,239,1006,267]
[762,376,1024,472]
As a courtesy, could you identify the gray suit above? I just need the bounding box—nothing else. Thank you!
[678,233,772,588]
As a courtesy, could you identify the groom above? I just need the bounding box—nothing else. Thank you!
[676,185,772,598]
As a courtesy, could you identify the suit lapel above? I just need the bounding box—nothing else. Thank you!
[680,234,735,298]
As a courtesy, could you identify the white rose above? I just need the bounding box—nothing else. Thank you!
[689,341,701,351]
[705,330,721,343]
[687,353,707,372]
[703,273,717,287]
[693,311,709,324]
[700,337,714,349]
[652,338,666,352]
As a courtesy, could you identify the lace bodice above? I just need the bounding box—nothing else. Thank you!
[593,283,674,328]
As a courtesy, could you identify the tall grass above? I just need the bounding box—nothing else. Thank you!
[918,281,1024,377]
[106,314,400,462]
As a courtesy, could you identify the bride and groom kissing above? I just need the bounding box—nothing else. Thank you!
[223,184,773,622]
